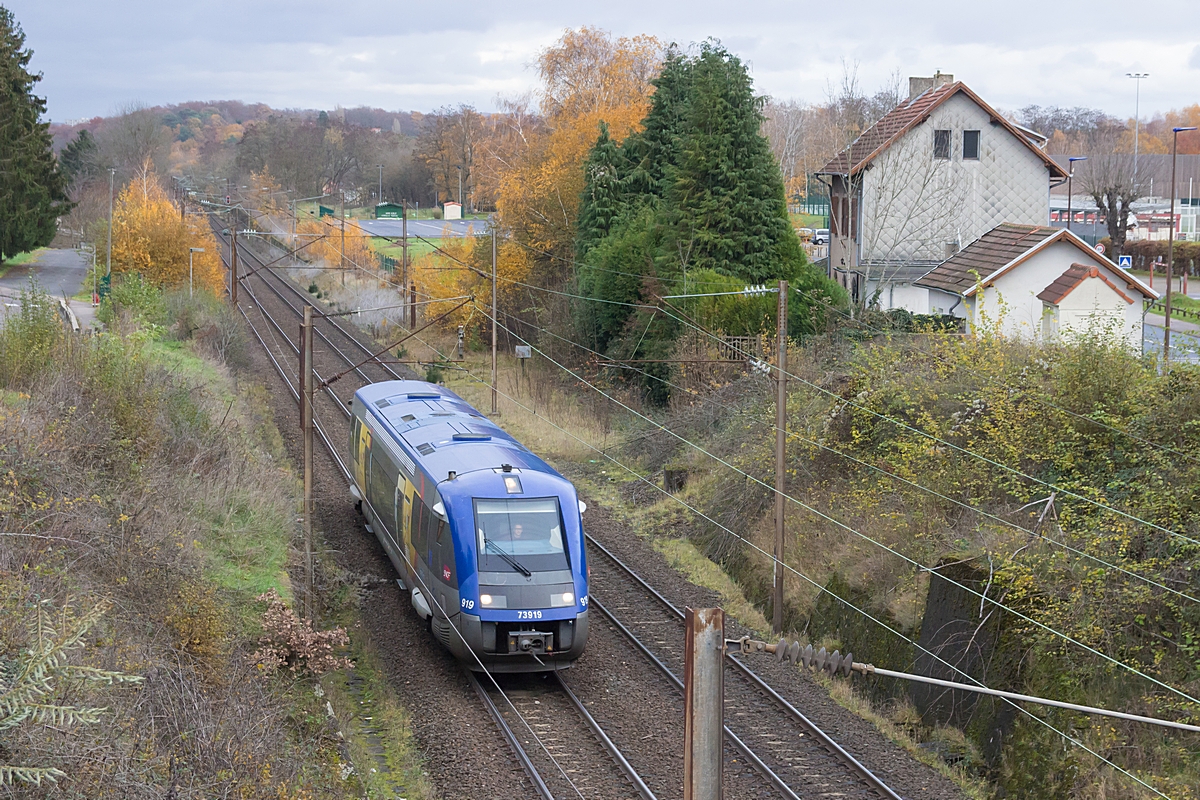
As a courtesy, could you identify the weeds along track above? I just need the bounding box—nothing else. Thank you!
[215,227,918,799]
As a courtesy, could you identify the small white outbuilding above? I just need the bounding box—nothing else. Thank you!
[914,223,1157,348]
[443,201,462,220]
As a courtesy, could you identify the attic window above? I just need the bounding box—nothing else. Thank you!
[933,130,951,160]
[963,130,980,160]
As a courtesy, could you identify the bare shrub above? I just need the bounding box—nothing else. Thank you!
[251,590,352,678]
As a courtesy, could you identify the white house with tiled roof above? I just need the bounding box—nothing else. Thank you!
[816,73,1068,308]
[914,224,1156,347]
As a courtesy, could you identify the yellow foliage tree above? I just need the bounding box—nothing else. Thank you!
[494,28,663,271]
[110,176,224,292]
[296,217,377,275]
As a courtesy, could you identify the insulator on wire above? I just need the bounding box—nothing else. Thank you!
[771,638,854,677]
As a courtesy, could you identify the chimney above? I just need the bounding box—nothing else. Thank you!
[909,71,954,101]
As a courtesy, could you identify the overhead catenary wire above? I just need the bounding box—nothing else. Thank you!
[408,322,1176,800]
[510,313,1200,607]
[480,306,1200,710]
[225,246,590,800]
[486,232,1200,551]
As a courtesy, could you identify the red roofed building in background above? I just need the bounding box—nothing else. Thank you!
[816,73,1068,310]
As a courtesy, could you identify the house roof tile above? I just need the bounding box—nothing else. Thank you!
[816,82,1067,179]
[914,223,1060,294]
[1037,264,1136,305]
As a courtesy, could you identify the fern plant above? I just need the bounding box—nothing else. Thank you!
[0,598,142,786]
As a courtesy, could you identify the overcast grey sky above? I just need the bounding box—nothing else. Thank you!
[7,0,1198,123]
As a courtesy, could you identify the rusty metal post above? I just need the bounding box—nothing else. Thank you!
[409,281,417,330]
[301,305,315,621]
[773,280,788,634]
[491,229,498,414]
[684,607,724,800]
[401,201,409,326]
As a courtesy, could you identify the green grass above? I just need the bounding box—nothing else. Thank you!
[369,237,441,260]
[0,248,46,278]
[789,213,827,229]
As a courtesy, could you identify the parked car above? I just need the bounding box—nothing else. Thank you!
[796,227,815,241]
[813,229,830,245]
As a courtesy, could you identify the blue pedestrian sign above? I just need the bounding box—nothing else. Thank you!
[1119,254,1132,269]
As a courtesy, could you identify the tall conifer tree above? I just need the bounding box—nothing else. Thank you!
[669,42,802,283]
[0,7,70,261]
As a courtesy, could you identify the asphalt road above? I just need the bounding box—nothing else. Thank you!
[0,248,90,299]
[1144,322,1200,363]
[354,218,489,239]
[0,248,96,328]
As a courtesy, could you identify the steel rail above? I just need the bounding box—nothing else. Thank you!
[224,236,657,800]
[589,595,800,800]
[586,533,904,800]
[463,668,556,800]
[551,671,659,800]
[211,221,389,388]
[226,227,893,800]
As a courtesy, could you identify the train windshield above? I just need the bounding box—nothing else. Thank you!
[475,498,569,573]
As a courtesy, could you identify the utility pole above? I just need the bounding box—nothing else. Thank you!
[773,280,788,635]
[106,168,115,277]
[683,607,724,800]
[300,305,315,621]
[1164,126,1198,365]
[1127,73,1149,193]
[491,230,498,414]
[401,201,410,326]
[230,224,239,305]
[340,190,347,286]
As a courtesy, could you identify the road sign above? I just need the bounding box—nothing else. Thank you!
[515,345,532,359]
[1095,243,1105,254]
[1119,255,1133,268]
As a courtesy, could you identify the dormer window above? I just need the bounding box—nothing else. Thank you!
[933,129,951,160]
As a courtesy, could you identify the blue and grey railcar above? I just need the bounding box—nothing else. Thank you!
[349,380,589,672]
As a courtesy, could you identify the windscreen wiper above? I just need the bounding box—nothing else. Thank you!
[485,539,532,577]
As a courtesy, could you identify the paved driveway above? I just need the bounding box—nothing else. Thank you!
[0,248,96,329]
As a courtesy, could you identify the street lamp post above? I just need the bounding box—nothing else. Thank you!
[457,165,463,208]
[1067,156,1087,238]
[1165,126,1199,365]
[1127,73,1149,193]
[378,164,383,205]
[189,247,206,298]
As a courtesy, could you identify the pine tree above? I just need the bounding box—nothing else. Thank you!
[669,42,803,283]
[621,48,692,199]
[0,7,70,261]
[575,122,628,259]
[59,129,100,185]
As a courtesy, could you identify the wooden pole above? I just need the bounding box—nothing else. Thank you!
[301,305,315,621]
[684,607,724,800]
[340,190,346,286]
[1166,130,1182,365]
[773,280,788,635]
[491,230,498,414]
[230,224,239,305]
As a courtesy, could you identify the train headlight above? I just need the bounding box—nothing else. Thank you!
[562,592,574,604]
[480,594,493,606]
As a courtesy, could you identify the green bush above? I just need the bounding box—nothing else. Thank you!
[97,272,165,329]
[0,281,61,386]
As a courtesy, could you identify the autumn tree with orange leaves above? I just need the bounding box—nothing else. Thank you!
[493,28,663,281]
[110,177,223,292]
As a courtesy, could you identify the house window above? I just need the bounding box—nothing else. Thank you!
[963,130,980,160]
[933,129,951,160]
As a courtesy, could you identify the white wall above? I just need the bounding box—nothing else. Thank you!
[866,281,931,313]
[972,239,1144,347]
[1055,273,1142,349]
[860,93,1051,267]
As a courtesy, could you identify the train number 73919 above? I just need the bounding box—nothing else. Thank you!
[517,610,543,620]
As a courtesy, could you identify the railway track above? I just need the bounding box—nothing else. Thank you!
[215,224,906,799]
[216,227,662,799]
[585,536,903,800]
